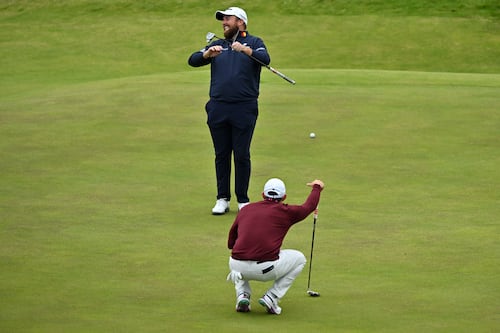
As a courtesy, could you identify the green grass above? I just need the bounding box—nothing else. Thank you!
[1,1,499,332]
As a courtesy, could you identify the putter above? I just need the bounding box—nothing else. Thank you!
[307,208,320,297]
[205,32,296,85]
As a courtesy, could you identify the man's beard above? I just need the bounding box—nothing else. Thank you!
[223,25,239,39]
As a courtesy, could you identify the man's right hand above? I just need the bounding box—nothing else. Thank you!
[203,45,223,59]
[307,180,324,189]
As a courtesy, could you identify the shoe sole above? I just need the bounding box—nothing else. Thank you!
[236,299,250,312]
[258,298,279,315]
[212,209,229,215]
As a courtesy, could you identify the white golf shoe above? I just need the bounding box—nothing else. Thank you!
[212,199,229,215]
[237,202,249,211]
[258,294,282,315]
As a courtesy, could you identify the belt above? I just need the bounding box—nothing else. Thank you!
[232,259,275,274]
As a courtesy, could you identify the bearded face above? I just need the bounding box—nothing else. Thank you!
[222,16,241,39]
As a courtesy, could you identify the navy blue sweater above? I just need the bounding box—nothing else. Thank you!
[188,31,270,103]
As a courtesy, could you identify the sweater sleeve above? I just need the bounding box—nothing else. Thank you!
[250,37,270,66]
[188,49,211,67]
[288,184,322,224]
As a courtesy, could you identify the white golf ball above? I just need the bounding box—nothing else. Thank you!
[309,132,316,138]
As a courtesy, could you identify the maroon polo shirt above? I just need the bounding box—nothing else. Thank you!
[228,185,322,261]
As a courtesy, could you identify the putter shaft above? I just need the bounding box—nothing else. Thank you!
[307,209,318,292]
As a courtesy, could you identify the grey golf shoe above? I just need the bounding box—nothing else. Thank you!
[258,294,282,315]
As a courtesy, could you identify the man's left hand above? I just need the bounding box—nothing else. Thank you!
[231,42,250,55]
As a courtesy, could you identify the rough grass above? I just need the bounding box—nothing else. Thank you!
[1,0,499,18]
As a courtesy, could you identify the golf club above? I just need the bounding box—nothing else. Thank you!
[205,32,296,85]
[307,208,320,297]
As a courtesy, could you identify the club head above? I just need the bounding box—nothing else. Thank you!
[205,32,215,43]
[307,290,320,297]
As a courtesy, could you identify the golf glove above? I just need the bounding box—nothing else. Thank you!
[226,270,243,283]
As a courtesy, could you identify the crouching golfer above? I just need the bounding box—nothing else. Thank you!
[226,178,324,314]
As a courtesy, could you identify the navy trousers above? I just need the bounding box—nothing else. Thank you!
[206,99,258,203]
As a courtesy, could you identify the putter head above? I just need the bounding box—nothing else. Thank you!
[307,290,320,297]
[205,32,215,43]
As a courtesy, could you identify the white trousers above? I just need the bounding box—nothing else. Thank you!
[228,249,306,300]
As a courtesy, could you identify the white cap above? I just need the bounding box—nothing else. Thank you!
[263,178,286,199]
[215,7,248,25]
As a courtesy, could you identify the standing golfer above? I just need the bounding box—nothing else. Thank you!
[188,7,270,215]
[226,178,324,314]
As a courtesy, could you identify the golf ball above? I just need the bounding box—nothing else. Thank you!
[309,132,316,139]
